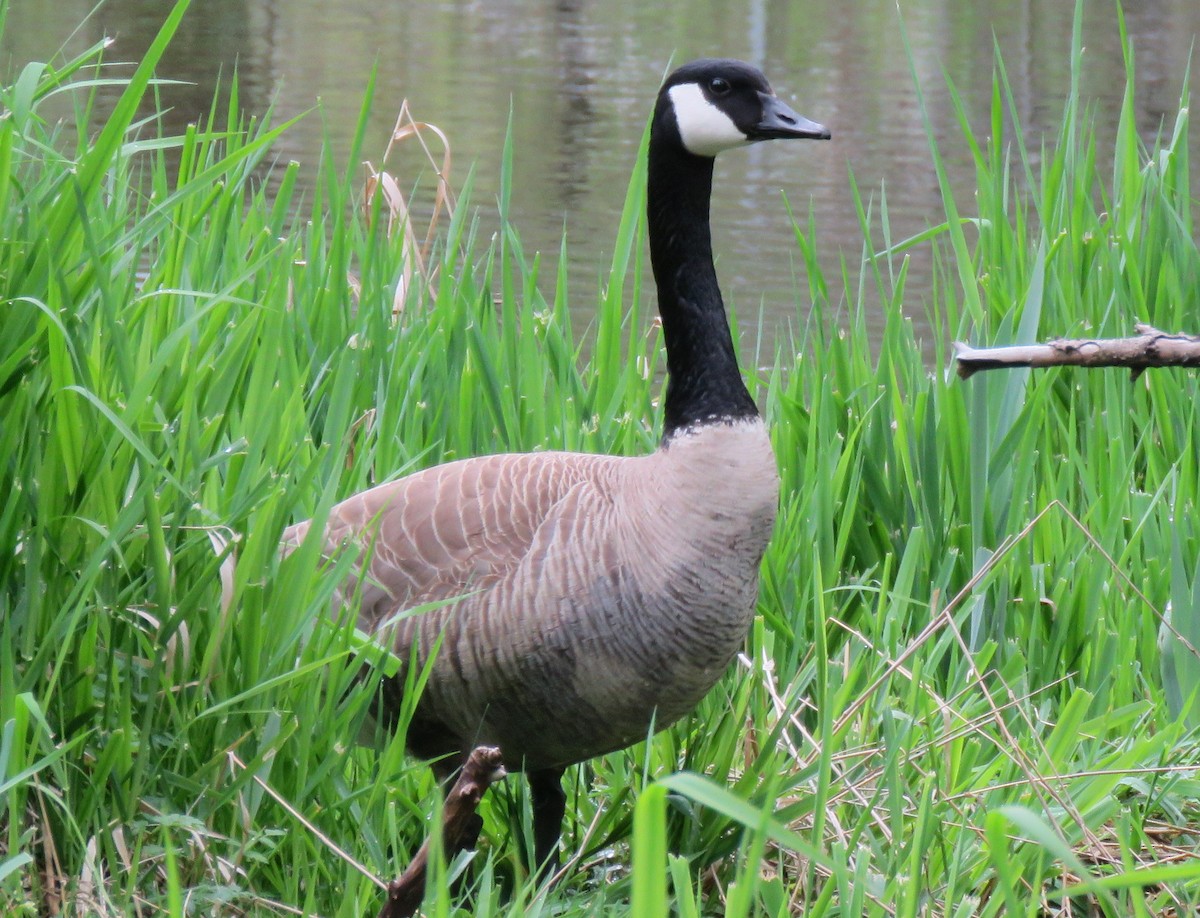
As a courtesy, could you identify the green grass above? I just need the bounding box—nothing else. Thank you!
[4,0,1200,914]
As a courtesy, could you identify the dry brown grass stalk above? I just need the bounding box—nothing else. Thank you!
[360,100,456,316]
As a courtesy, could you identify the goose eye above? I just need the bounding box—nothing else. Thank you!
[708,77,731,95]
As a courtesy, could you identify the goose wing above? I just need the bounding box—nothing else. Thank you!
[282,450,614,635]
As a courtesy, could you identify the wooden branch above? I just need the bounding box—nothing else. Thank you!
[377,746,507,918]
[953,324,1200,379]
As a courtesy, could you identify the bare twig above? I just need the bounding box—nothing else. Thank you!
[377,746,507,918]
[954,324,1200,379]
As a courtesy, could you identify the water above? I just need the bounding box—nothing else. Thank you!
[6,0,1199,350]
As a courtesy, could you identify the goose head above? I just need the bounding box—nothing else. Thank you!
[655,58,830,158]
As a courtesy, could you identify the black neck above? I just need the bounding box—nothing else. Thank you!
[647,124,758,440]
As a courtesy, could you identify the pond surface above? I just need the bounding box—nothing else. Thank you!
[6,0,1200,351]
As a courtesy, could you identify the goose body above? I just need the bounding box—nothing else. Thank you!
[283,58,828,870]
[286,419,778,769]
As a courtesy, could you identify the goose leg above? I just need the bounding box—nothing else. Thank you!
[528,766,566,878]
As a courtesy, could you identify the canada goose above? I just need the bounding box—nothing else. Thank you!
[283,58,829,874]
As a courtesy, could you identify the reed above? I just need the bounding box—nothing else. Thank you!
[2,1,1198,914]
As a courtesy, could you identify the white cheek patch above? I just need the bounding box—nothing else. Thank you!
[668,83,749,157]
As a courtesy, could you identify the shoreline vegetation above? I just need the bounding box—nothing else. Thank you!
[3,0,1200,914]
